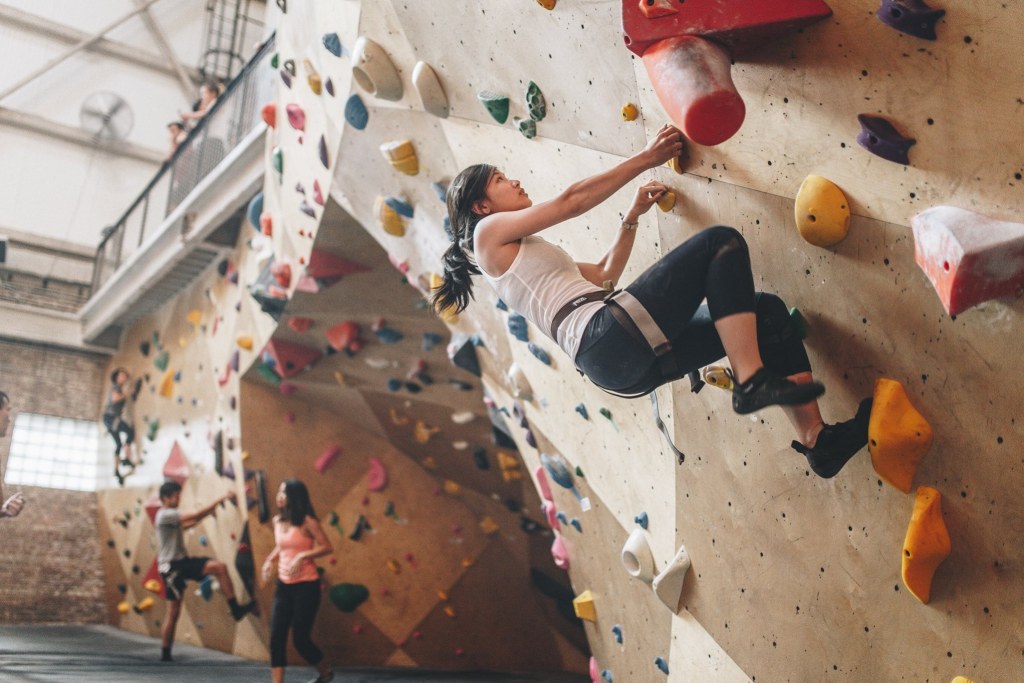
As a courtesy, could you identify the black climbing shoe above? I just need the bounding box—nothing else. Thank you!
[230,600,257,621]
[731,368,825,415]
[308,671,335,683]
[791,398,873,478]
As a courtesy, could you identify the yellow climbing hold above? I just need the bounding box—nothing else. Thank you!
[621,102,639,121]
[479,516,499,535]
[187,309,202,325]
[461,557,474,568]
[868,378,933,493]
[902,486,951,604]
[144,579,162,594]
[159,370,175,398]
[656,190,676,212]
[794,175,851,248]
[236,335,253,350]
[573,590,597,622]
[414,419,440,443]
[374,196,405,236]
[951,677,976,683]
[303,59,322,95]
[386,559,401,574]
[536,0,556,9]
[443,605,456,618]
[443,480,462,496]
[241,450,250,461]
[137,596,155,612]
[117,601,130,614]
[437,590,448,601]
[380,139,419,175]
[702,365,734,391]
[430,272,459,323]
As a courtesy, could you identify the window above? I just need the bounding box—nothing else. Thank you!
[4,413,101,491]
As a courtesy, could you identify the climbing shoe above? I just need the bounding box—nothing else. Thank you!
[731,367,825,415]
[791,398,873,478]
[308,671,335,683]
[230,600,257,621]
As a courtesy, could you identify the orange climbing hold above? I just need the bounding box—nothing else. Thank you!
[868,378,933,493]
[158,369,175,398]
[902,486,951,604]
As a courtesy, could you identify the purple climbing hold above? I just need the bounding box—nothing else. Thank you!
[318,135,329,169]
[299,200,316,218]
[280,69,292,88]
[286,103,305,131]
[325,78,335,96]
[876,0,945,41]
[229,350,240,372]
[344,94,369,130]
[525,429,537,448]
[856,114,916,165]
[322,32,342,57]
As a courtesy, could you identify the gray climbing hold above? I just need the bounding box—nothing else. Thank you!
[299,200,316,218]
[477,91,509,124]
[318,135,329,168]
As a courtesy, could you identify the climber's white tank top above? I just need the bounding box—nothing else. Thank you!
[478,236,602,359]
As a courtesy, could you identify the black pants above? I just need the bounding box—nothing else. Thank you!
[103,415,135,455]
[270,579,323,668]
[576,226,811,395]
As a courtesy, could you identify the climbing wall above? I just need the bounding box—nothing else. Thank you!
[256,1,1024,682]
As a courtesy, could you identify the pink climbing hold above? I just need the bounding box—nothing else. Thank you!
[535,465,554,501]
[542,501,560,530]
[589,656,600,683]
[264,338,323,378]
[271,261,292,288]
[551,535,570,570]
[261,102,276,128]
[163,441,190,485]
[367,457,388,491]
[325,321,362,353]
[260,212,273,236]
[286,103,305,131]
[313,179,325,206]
[315,445,342,474]
[278,382,298,395]
[288,317,313,333]
[911,205,1024,316]
[217,363,232,387]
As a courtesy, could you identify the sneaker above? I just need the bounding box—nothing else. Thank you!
[791,398,873,478]
[731,368,825,415]
[230,601,257,621]
[308,670,334,683]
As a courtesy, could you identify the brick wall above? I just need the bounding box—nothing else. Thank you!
[0,338,109,623]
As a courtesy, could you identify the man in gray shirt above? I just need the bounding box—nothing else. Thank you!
[155,480,256,662]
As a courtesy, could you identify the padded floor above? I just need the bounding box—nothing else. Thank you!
[0,625,587,683]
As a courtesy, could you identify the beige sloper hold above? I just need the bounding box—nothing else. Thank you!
[621,528,655,582]
[351,36,403,101]
[412,61,449,118]
[652,544,691,613]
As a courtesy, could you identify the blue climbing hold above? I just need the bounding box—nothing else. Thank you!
[570,517,582,532]
[421,332,443,351]
[507,313,528,341]
[611,624,623,644]
[527,342,550,365]
[654,657,669,675]
[496,299,508,311]
[634,511,648,529]
[575,403,589,420]
[374,326,404,344]
[322,32,342,57]
[431,181,448,202]
[556,511,568,525]
[384,196,414,218]
[198,535,208,546]
[247,192,264,230]
[386,378,402,392]
[344,94,369,130]
[199,575,214,601]
[443,216,452,239]
[602,671,613,683]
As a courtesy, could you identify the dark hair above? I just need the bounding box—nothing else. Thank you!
[280,479,317,526]
[0,391,8,409]
[110,367,128,384]
[167,121,185,130]
[159,481,182,500]
[431,164,494,314]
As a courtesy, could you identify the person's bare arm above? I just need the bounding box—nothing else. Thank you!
[0,492,25,519]
[180,491,234,529]
[281,517,333,578]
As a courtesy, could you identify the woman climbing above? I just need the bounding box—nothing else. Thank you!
[261,479,333,683]
[432,124,872,478]
[102,367,141,486]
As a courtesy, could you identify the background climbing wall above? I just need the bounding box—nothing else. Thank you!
[256,1,1021,682]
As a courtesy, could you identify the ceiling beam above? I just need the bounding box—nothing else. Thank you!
[132,0,196,100]
[0,106,164,164]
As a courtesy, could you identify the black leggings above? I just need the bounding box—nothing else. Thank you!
[103,416,135,455]
[270,579,323,668]
[575,226,811,395]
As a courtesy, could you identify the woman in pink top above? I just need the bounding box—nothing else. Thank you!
[262,479,333,683]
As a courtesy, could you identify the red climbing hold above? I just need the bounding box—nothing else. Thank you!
[261,102,276,128]
[264,338,323,378]
[163,441,190,485]
[325,321,363,353]
[288,317,313,333]
[306,249,370,280]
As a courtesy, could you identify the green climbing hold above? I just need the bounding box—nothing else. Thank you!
[329,583,369,612]
[789,307,807,340]
[271,53,279,69]
[256,362,282,387]
[574,465,585,478]
[146,419,160,441]
[478,91,509,124]
[154,350,169,371]
[516,117,537,139]
[272,147,283,177]
[526,81,546,121]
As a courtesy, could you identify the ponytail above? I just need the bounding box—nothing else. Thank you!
[431,164,494,315]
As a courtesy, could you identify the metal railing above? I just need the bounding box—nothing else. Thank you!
[90,33,275,294]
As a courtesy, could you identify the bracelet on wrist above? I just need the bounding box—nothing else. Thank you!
[621,219,638,231]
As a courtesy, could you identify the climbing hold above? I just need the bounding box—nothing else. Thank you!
[299,200,316,218]
[536,0,556,9]
[550,536,569,570]
[351,36,403,101]
[472,447,490,470]
[701,365,734,391]
[154,350,170,371]
[654,656,669,675]
[622,528,655,582]
[621,103,639,121]
[344,94,369,131]
[448,335,481,377]
[117,601,130,614]
[236,335,253,350]
[349,514,371,540]
[312,180,324,206]
[322,32,342,57]
[656,191,676,212]
[272,147,283,178]
[902,486,950,603]
[158,369,175,398]
[573,465,584,478]
[384,196,414,218]
[507,363,534,402]
[329,583,370,612]
[575,403,589,420]
[139,340,151,356]
[534,466,554,501]
[285,103,305,131]
[598,407,619,432]
[229,350,240,373]
[326,321,363,353]
[602,671,613,683]
[507,313,529,341]
[479,516,499,535]
[477,91,510,124]
[857,114,916,165]
[451,411,475,424]
[315,445,342,474]
[279,69,292,88]
[412,61,449,118]
[259,211,273,235]
[271,261,292,288]
[911,206,1024,316]
[569,518,582,532]
[318,136,329,168]
[264,338,323,378]
[794,175,851,247]
[652,544,691,613]
[186,309,201,326]
[515,117,537,139]
[611,624,623,644]
[527,342,551,365]
[367,457,387,491]
[572,590,597,622]
[876,0,945,40]
[526,81,546,121]
[868,378,932,492]
[303,60,322,94]
[422,332,444,351]
[635,512,649,529]
[146,419,159,441]
[325,78,334,96]
[374,324,404,344]
[246,192,264,230]
[380,140,418,176]
[288,317,312,333]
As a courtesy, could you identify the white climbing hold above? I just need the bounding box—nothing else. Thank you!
[652,544,691,613]
[621,528,655,583]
